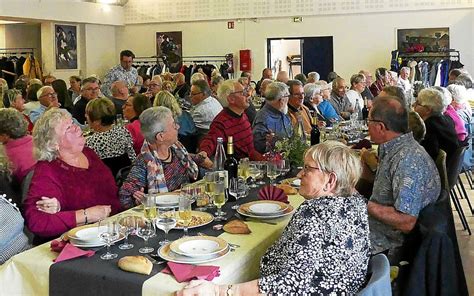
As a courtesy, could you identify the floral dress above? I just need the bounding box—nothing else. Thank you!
[258,195,370,295]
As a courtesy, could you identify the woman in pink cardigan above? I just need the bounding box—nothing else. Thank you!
[123,93,151,154]
[24,109,121,242]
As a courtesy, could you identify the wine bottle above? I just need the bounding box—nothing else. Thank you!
[362,97,369,120]
[224,136,238,183]
[310,116,321,145]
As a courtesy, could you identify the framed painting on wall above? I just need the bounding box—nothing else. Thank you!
[55,24,78,70]
[397,27,449,53]
[156,31,182,73]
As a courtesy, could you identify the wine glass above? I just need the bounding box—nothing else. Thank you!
[238,158,250,181]
[204,172,216,209]
[278,159,291,177]
[255,161,267,185]
[98,219,120,260]
[156,206,177,246]
[213,177,227,221]
[229,178,247,210]
[193,183,208,211]
[142,194,157,221]
[116,114,124,126]
[118,215,138,250]
[247,163,260,188]
[137,219,155,253]
[178,195,193,237]
[266,160,280,185]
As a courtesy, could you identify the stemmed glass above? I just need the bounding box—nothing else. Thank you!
[247,163,261,188]
[155,206,177,246]
[193,183,208,211]
[137,219,155,253]
[118,215,138,250]
[278,159,291,177]
[213,177,227,221]
[178,195,193,237]
[266,160,280,185]
[229,178,248,210]
[255,161,267,185]
[98,219,120,260]
[204,172,216,210]
[142,194,157,237]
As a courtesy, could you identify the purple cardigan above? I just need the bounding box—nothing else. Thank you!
[444,105,467,142]
[4,135,36,182]
[24,147,121,239]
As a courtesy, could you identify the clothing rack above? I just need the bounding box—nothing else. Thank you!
[0,47,35,56]
[398,50,460,61]
[180,55,228,63]
[133,55,166,66]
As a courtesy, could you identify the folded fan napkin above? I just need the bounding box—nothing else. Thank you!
[51,239,68,253]
[162,262,220,283]
[352,139,372,150]
[53,243,95,263]
[258,185,288,203]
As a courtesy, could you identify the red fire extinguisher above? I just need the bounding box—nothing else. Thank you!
[239,49,251,72]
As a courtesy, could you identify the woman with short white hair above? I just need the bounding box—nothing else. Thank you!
[447,84,471,126]
[23,108,120,242]
[414,88,459,163]
[178,141,370,295]
[119,106,210,209]
[433,86,467,142]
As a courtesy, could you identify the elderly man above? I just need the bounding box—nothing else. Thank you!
[364,96,440,263]
[72,77,100,124]
[190,79,223,137]
[359,70,375,101]
[199,80,263,161]
[253,82,293,153]
[287,80,312,134]
[328,77,353,119]
[397,67,412,94]
[276,71,289,84]
[43,75,56,86]
[29,86,61,123]
[145,75,163,103]
[256,68,273,95]
[101,50,138,97]
[173,73,190,99]
[307,72,320,83]
[110,81,129,115]
[259,79,273,100]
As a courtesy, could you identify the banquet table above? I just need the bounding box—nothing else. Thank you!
[0,186,305,296]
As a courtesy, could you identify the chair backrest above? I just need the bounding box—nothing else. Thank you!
[101,153,132,179]
[446,145,467,190]
[115,165,132,187]
[357,254,392,296]
[21,169,35,205]
[435,149,448,192]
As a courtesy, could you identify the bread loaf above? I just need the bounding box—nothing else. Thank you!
[118,256,153,275]
[275,184,298,195]
[223,219,251,234]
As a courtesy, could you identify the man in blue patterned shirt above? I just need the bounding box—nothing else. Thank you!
[365,96,441,263]
[101,50,139,97]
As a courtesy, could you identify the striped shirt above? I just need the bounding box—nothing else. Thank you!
[200,108,263,161]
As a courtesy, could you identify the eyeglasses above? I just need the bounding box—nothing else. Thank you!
[413,101,428,108]
[290,92,304,98]
[230,87,250,97]
[190,91,203,97]
[40,92,58,98]
[367,118,386,125]
[302,165,321,175]
[155,121,180,137]
[278,95,290,101]
[85,87,100,91]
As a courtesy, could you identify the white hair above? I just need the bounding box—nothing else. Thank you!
[216,80,238,108]
[139,106,172,143]
[447,84,468,104]
[417,88,444,115]
[308,72,320,81]
[36,86,54,101]
[303,83,321,102]
[33,108,71,161]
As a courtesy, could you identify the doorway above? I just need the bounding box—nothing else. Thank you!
[267,36,333,81]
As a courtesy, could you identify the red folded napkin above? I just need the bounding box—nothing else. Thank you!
[161,262,220,283]
[53,243,95,263]
[258,185,288,203]
[51,239,68,253]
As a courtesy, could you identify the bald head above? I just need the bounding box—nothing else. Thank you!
[276,71,289,84]
[371,96,408,134]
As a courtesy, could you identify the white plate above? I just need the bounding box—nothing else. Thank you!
[70,226,107,244]
[70,235,124,248]
[158,243,229,264]
[237,206,294,220]
[155,194,179,206]
[248,203,284,215]
[291,179,301,187]
[170,236,228,258]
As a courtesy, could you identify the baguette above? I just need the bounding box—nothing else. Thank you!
[275,184,298,195]
[223,219,251,234]
[118,256,153,275]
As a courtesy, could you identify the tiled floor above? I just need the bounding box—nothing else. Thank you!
[454,176,474,294]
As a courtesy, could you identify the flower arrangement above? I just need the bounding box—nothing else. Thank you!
[274,134,309,167]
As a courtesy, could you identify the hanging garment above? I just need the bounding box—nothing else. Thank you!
[23,56,42,80]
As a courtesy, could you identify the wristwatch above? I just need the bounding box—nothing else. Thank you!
[226,284,233,296]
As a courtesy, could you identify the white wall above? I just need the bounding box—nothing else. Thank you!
[117,8,474,81]
[270,39,301,75]
[4,23,41,61]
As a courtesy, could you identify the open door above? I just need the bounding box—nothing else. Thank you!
[301,36,333,81]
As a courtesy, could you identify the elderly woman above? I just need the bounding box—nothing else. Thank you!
[0,108,36,183]
[153,91,196,150]
[3,89,34,133]
[0,146,31,264]
[23,83,42,116]
[369,67,391,97]
[447,84,471,127]
[433,86,467,142]
[345,73,366,118]
[123,93,152,154]
[414,88,459,163]
[85,98,136,177]
[178,141,370,295]
[119,107,210,209]
[24,109,121,241]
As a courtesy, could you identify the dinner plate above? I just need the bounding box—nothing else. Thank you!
[238,201,294,219]
[170,236,228,258]
[70,226,108,244]
[70,234,125,248]
[174,211,214,229]
[248,203,285,215]
[158,242,229,264]
[155,193,180,207]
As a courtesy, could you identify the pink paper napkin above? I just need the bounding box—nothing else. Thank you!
[53,243,95,263]
[161,262,220,283]
[51,239,68,253]
[258,185,288,203]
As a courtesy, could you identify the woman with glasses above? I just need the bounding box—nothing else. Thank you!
[119,107,212,209]
[178,141,369,295]
[24,108,121,243]
[3,89,34,133]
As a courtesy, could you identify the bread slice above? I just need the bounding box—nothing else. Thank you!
[223,219,251,234]
[275,184,298,195]
[118,256,153,275]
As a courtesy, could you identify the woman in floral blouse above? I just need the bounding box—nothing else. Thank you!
[178,141,370,295]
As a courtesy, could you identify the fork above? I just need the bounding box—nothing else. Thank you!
[234,212,278,225]
[197,232,240,249]
[144,254,166,265]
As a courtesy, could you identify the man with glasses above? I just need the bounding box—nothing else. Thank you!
[287,79,313,134]
[72,77,101,124]
[144,75,163,103]
[363,96,440,264]
[328,77,353,119]
[252,81,293,154]
[190,79,223,138]
[29,86,61,123]
[101,50,139,97]
[199,80,263,161]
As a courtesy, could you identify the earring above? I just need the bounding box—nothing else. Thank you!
[322,186,328,191]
